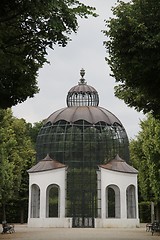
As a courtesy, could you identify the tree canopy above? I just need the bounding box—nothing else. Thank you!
[104,0,160,118]
[0,0,96,109]
[130,114,160,218]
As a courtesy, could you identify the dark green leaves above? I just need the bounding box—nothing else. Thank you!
[104,0,160,118]
[0,0,96,108]
[130,114,160,202]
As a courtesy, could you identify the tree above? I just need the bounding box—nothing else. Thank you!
[27,121,44,148]
[0,149,14,221]
[104,0,160,118]
[0,0,96,109]
[130,114,160,220]
[0,109,35,222]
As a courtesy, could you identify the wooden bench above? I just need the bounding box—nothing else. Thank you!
[151,221,160,236]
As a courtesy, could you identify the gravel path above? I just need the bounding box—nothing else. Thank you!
[0,224,159,240]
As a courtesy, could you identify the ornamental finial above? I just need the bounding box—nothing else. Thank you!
[79,68,86,84]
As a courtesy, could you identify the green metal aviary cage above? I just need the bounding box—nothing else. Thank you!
[36,69,129,227]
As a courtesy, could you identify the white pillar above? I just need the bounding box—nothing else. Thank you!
[28,182,31,219]
[59,170,67,217]
[135,183,139,219]
[40,187,46,218]
[101,176,106,219]
[97,170,101,218]
[120,187,127,219]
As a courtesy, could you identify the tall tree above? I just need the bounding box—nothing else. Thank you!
[104,0,160,118]
[130,114,160,220]
[0,0,96,109]
[0,109,35,221]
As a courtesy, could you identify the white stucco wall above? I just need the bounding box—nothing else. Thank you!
[28,165,139,228]
[97,168,139,228]
[28,167,70,227]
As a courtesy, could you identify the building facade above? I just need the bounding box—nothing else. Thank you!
[28,69,139,228]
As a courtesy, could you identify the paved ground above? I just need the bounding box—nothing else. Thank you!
[0,224,159,240]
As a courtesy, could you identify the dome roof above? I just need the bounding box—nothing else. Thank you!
[66,69,99,107]
[36,69,129,164]
[45,106,123,126]
[68,84,98,95]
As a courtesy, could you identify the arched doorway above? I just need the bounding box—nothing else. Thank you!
[126,185,136,218]
[106,185,120,218]
[46,184,59,218]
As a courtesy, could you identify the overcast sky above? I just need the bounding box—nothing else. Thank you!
[12,0,145,140]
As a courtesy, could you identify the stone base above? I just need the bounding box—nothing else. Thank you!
[95,218,140,228]
[28,218,140,228]
[28,218,72,228]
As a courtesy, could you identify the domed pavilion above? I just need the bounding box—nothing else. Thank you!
[28,69,139,228]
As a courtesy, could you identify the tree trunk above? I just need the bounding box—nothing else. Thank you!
[155,202,160,221]
[151,201,155,223]
[2,203,6,222]
[20,207,24,224]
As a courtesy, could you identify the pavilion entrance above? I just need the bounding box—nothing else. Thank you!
[72,190,95,228]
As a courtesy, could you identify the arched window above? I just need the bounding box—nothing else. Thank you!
[30,184,40,218]
[46,184,59,218]
[126,185,136,218]
[106,185,120,218]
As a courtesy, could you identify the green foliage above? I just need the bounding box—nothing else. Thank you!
[0,150,14,204]
[0,0,97,109]
[139,202,151,223]
[0,109,35,221]
[27,121,43,147]
[130,114,160,203]
[104,0,160,118]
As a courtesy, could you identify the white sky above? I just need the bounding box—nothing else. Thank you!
[12,0,145,140]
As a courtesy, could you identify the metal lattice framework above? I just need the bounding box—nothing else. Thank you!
[36,120,129,165]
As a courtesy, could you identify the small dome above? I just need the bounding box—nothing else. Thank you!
[66,69,99,107]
